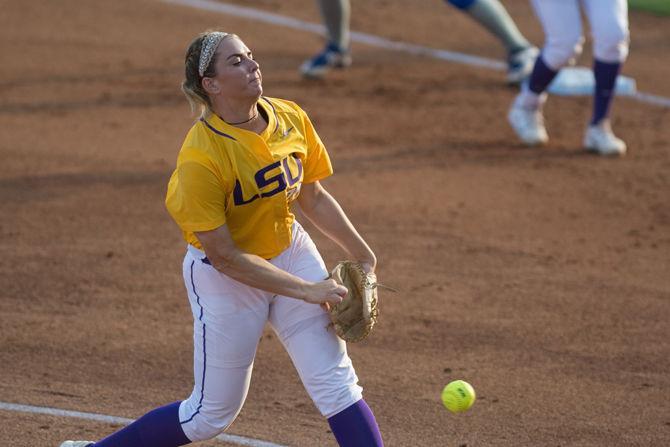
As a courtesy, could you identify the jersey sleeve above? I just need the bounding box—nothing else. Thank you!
[165,150,228,233]
[300,110,334,183]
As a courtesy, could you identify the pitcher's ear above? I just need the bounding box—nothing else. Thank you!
[201,77,220,95]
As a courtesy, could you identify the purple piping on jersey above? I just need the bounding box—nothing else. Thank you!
[200,118,237,140]
[260,97,279,134]
[180,260,207,425]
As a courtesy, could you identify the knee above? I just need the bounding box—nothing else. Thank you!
[594,26,629,63]
[317,382,364,418]
[179,400,241,442]
[303,346,364,417]
[181,412,237,442]
[445,0,477,10]
[542,34,584,69]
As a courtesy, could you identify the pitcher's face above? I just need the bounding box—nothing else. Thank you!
[204,36,262,100]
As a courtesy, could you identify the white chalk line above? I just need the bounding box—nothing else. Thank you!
[162,0,670,108]
[0,401,287,447]
[632,91,670,108]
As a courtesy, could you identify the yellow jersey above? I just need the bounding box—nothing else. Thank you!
[165,97,333,259]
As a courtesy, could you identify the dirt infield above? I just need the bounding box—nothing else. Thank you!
[1,0,669,446]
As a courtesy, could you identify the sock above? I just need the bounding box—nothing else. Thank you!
[450,0,530,53]
[528,55,559,95]
[328,399,383,447]
[317,0,350,50]
[93,402,191,447]
[591,59,621,125]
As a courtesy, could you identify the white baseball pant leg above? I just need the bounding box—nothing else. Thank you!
[178,247,270,442]
[269,222,363,418]
[531,0,584,70]
[582,0,629,63]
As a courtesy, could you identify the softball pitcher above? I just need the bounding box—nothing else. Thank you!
[508,0,629,155]
[61,30,383,447]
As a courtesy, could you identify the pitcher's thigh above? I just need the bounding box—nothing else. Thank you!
[180,257,269,441]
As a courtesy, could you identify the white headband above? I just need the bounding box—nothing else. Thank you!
[198,32,228,77]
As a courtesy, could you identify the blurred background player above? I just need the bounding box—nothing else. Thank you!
[507,0,629,155]
[301,0,539,84]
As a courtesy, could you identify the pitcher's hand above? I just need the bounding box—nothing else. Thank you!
[301,279,347,305]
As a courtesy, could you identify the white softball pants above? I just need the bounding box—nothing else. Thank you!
[177,222,363,442]
[531,0,629,69]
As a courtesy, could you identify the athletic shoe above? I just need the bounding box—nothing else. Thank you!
[59,441,94,447]
[507,46,539,85]
[300,42,352,79]
[508,101,548,146]
[583,120,627,156]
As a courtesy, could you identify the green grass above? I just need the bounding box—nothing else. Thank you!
[629,0,670,15]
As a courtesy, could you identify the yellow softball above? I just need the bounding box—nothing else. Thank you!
[441,380,476,413]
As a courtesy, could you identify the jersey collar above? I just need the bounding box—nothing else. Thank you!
[204,97,278,142]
